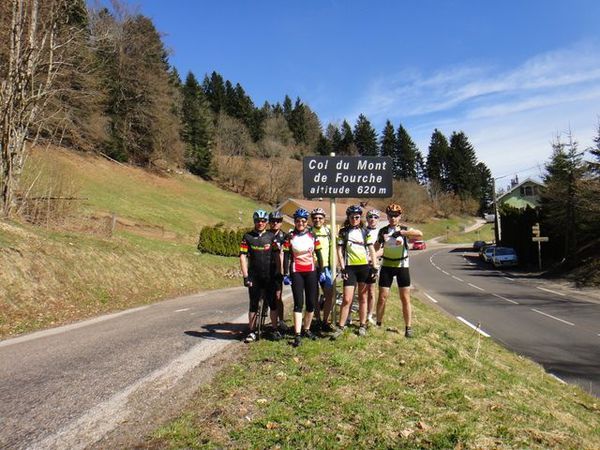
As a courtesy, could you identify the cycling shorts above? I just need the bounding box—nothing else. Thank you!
[248,276,276,313]
[378,266,410,288]
[343,264,370,287]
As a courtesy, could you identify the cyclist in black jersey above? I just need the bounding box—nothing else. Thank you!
[240,210,280,343]
[269,211,288,332]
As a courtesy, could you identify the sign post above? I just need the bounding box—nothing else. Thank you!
[531,223,548,271]
[303,155,393,325]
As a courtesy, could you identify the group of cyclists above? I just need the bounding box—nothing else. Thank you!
[239,202,423,347]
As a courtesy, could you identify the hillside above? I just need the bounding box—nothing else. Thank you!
[0,146,266,338]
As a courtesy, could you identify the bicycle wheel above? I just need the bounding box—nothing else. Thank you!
[256,294,269,340]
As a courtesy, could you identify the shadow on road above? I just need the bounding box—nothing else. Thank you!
[185,322,246,341]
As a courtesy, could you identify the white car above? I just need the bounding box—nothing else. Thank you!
[492,247,518,268]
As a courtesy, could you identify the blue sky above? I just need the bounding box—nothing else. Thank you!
[129,0,600,183]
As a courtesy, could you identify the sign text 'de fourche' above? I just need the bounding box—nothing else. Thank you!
[303,156,393,198]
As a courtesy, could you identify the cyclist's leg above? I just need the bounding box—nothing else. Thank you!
[248,284,260,333]
[291,272,305,335]
[321,284,334,325]
[337,267,357,327]
[397,268,412,327]
[303,271,318,331]
[355,266,370,326]
[266,278,279,328]
[376,266,394,325]
[366,281,377,322]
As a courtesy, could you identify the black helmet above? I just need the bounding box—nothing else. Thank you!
[346,205,363,216]
[269,211,283,221]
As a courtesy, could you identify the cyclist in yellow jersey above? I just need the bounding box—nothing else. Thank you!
[309,207,335,332]
[331,205,378,339]
[375,203,423,338]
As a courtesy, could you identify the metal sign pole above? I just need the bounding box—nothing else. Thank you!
[329,152,337,324]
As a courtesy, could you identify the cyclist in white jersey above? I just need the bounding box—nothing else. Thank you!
[375,203,423,338]
[365,209,381,325]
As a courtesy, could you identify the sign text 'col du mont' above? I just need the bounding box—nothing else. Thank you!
[303,156,393,198]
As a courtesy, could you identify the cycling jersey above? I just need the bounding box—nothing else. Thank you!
[270,229,286,274]
[365,226,379,264]
[309,225,331,268]
[377,225,409,268]
[283,230,322,273]
[337,226,374,266]
[240,230,275,278]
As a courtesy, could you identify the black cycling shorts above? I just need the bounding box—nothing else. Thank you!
[291,271,318,313]
[378,266,411,288]
[343,264,370,287]
[248,276,276,313]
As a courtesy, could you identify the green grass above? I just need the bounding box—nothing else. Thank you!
[443,223,495,244]
[411,216,477,241]
[0,147,267,338]
[149,295,600,449]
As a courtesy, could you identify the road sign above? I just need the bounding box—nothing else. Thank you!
[303,156,393,198]
[532,236,549,242]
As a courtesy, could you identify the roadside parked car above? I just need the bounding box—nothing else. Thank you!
[481,245,496,262]
[491,247,518,268]
[412,240,426,250]
[473,240,487,251]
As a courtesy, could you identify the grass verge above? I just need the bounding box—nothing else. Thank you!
[147,295,600,449]
[442,223,495,245]
[416,216,477,241]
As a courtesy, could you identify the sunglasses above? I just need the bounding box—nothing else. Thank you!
[295,218,307,223]
[387,213,401,218]
[255,219,268,223]
[367,215,379,220]
[312,216,324,220]
[269,219,283,223]
[349,215,361,220]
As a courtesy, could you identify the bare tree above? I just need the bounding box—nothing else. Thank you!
[0,0,77,217]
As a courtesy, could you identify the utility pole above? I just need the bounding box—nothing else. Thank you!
[492,178,501,244]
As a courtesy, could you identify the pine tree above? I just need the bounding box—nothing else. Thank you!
[475,162,493,214]
[288,97,307,145]
[380,120,396,157]
[448,131,479,198]
[415,151,427,184]
[426,129,450,192]
[282,95,293,124]
[541,133,585,259]
[590,121,600,176]
[202,71,226,115]
[353,114,379,156]
[181,71,214,178]
[316,134,332,155]
[325,123,342,154]
[395,125,419,180]
[339,120,355,155]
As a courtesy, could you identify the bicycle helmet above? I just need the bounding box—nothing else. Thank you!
[346,205,363,216]
[269,211,283,221]
[366,209,380,219]
[293,208,310,220]
[385,203,403,215]
[253,209,269,221]
[311,207,326,217]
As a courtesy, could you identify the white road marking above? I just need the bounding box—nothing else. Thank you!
[452,276,464,282]
[531,309,575,326]
[175,308,190,312]
[492,293,519,305]
[436,266,442,271]
[424,293,438,303]
[536,286,567,297]
[456,316,491,337]
[549,373,567,384]
[468,283,485,291]
[503,276,514,281]
[442,270,449,275]
[0,306,150,348]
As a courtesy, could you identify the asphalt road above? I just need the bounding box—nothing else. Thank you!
[410,245,600,397]
[0,287,253,449]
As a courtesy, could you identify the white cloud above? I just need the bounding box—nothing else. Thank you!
[345,40,600,177]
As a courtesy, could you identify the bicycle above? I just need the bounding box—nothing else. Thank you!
[256,291,269,341]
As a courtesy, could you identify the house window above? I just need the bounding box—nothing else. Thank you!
[524,186,532,196]
[520,187,525,195]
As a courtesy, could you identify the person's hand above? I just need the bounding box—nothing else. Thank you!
[319,270,327,284]
[341,268,349,280]
[392,230,403,238]
[368,266,378,283]
[243,277,252,288]
[283,275,292,285]
[274,273,284,284]
[323,267,333,288]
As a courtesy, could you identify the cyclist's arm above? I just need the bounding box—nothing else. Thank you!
[240,253,249,278]
[336,243,345,271]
